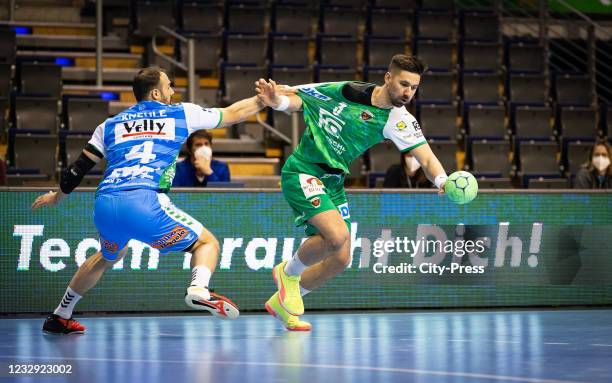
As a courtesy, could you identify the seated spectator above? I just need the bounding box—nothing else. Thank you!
[574,139,612,189]
[173,130,230,187]
[383,151,431,188]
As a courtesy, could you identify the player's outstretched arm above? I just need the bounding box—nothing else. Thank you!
[256,79,303,112]
[411,144,448,194]
[31,149,101,209]
[217,95,265,128]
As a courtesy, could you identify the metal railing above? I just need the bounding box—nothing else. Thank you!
[256,111,298,149]
[455,0,612,104]
[151,25,197,102]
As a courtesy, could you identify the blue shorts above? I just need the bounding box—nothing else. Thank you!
[93,189,203,261]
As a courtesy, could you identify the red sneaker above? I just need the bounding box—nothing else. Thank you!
[42,314,86,335]
[185,287,240,319]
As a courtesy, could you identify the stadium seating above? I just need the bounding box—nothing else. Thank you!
[181,3,223,34]
[369,9,412,39]
[227,5,267,35]
[273,5,315,36]
[417,103,458,141]
[464,104,507,140]
[0,29,16,65]
[19,63,62,98]
[0,63,11,99]
[272,36,309,67]
[366,37,407,69]
[462,72,500,104]
[226,35,268,66]
[417,72,454,103]
[12,96,59,133]
[462,42,500,73]
[318,37,359,69]
[190,33,223,72]
[417,11,454,40]
[469,139,511,178]
[508,74,548,105]
[461,12,499,42]
[320,6,363,37]
[415,40,454,72]
[506,42,545,74]
[555,74,592,107]
[65,98,109,134]
[513,106,554,140]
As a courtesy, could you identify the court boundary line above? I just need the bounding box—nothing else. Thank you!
[0,355,583,383]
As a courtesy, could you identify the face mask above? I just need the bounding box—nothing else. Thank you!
[404,156,421,173]
[592,155,610,172]
[194,145,212,161]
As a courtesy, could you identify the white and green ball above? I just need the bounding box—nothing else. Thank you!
[445,171,478,205]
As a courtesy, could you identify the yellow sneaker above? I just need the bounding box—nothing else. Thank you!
[265,292,311,332]
[272,261,304,316]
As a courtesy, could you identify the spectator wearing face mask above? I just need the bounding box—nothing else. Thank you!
[382,151,431,188]
[173,130,230,187]
[573,139,612,189]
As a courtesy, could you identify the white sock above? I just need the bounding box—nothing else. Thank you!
[190,265,212,289]
[300,285,311,297]
[53,287,82,320]
[284,253,308,276]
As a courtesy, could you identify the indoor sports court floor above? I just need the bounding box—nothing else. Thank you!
[1,309,611,383]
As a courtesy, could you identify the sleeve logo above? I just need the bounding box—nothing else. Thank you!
[412,120,422,131]
[361,110,374,121]
[395,121,407,130]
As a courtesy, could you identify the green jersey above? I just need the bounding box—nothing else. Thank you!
[292,81,427,173]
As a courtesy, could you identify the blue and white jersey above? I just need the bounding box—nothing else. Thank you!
[88,101,222,195]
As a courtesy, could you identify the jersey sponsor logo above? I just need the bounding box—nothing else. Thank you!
[151,225,189,250]
[299,174,325,199]
[361,110,374,121]
[396,121,407,130]
[319,108,345,139]
[114,118,176,144]
[412,120,422,131]
[311,196,321,208]
[102,165,157,185]
[333,102,348,116]
[337,203,350,220]
[300,87,332,101]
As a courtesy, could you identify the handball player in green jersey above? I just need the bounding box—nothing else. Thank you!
[256,55,449,331]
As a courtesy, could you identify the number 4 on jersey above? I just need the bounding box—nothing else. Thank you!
[125,141,156,164]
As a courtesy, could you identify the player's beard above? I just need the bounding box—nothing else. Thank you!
[388,88,411,107]
[391,95,410,107]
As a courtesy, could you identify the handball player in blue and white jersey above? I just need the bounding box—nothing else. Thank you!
[32,66,277,334]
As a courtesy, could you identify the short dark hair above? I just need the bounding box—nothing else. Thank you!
[186,130,213,154]
[388,54,426,75]
[132,66,166,102]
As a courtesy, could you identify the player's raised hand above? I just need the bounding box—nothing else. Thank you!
[255,78,280,108]
[31,190,65,209]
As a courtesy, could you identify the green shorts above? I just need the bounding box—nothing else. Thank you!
[281,155,351,236]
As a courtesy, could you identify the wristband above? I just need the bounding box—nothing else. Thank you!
[273,95,290,111]
[434,174,448,189]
